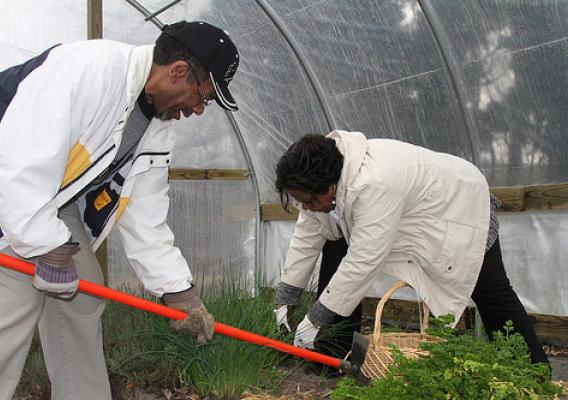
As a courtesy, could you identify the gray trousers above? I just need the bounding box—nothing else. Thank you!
[0,204,111,400]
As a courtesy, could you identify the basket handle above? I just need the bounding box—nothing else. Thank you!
[373,280,431,347]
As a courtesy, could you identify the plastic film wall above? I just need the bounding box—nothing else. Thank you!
[423,1,568,186]
[0,1,86,69]
[108,180,257,292]
[242,0,568,194]
[1,1,567,314]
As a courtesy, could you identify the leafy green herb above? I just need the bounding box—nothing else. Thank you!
[332,320,563,400]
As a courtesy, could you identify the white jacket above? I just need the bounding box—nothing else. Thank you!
[0,40,192,295]
[280,131,490,325]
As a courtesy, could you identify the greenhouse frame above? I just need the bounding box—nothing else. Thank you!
[1,0,567,398]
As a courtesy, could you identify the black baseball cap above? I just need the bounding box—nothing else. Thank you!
[162,21,239,111]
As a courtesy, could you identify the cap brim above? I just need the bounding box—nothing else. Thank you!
[211,72,238,111]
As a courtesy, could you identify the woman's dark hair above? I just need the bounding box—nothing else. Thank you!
[154,27,209,83]
[275,134,343,211]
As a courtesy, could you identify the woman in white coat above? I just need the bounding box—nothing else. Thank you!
[273,131,548,366]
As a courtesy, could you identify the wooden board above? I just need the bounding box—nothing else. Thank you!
[164,169,568,215]
[362,297,568,346]
[524,184,568,211]
[529,314,568,347]
[169,169,249,180]
[490,186,526,212]
[261,203,299,221]
[260,183,568,220]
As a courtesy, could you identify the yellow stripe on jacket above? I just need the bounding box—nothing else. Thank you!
[116,197,129,221]
[61,141,92,188]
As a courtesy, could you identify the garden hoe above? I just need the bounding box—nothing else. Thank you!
[0,253,369,378]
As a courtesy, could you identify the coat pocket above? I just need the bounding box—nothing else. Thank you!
[83,173,124,238]
[129,152,170,177]
[432,221,475,280]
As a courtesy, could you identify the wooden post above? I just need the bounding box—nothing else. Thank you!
[88,0,103,40]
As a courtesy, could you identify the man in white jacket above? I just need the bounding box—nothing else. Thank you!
[0,21,239,399]
[273,131,548,368]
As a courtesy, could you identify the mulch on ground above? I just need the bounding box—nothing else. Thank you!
[110,362,341,399]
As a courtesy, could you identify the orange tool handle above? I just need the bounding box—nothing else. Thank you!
[0,253,347,369]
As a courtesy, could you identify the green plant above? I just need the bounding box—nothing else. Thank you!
[427,314,460,339]
[331,321,563,400]
[103,278,298,399]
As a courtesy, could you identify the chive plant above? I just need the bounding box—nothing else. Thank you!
[16,277,333,399]
[102,277,309,399]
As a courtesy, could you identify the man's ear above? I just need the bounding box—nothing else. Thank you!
[169,60,189,83]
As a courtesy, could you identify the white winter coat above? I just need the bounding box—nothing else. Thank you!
[0,40,192,295]
[280,131,490,325]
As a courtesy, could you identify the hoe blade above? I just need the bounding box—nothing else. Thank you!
[350,332,370,384]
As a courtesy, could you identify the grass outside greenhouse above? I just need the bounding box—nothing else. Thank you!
[15,281,568,400]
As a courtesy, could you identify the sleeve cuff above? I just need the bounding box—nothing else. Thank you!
[307,299,337,328]
[275,282,303,306]
[162,284,201,307]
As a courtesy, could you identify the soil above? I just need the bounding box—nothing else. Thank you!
[547,346,568,399]
[109,363,341,400]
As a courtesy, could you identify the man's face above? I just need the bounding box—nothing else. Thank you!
[147,61,215,121]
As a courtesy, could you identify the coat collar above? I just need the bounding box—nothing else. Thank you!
[126,45,154,107]
[326,130,368,214]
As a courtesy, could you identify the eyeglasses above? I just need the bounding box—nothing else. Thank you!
[189,66,214,108]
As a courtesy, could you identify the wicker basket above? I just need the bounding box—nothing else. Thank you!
[360,280,443,380]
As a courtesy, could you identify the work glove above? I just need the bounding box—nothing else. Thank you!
[294,315,320,349]
[162,286,215,344]
[33,242,80,299]
[274,304,292,332]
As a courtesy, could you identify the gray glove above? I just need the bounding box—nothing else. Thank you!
[32,242,80,299]
[162,287,215,344]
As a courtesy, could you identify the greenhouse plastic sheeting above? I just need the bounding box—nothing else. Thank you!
[498,210,568,316]
[0,0,86,69]
[3,0,568,202]
[108,180,257,293]
[263,0,473,156]
[2,0,568,318]
[167,107,248,169]
[423,1,568,186]
[225,0,568,198]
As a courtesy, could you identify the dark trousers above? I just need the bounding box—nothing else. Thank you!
[316,237,548,364]
[315,238,362,358]
[472,238,548,364]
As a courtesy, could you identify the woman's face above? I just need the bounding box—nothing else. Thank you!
[288,186,336,213]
